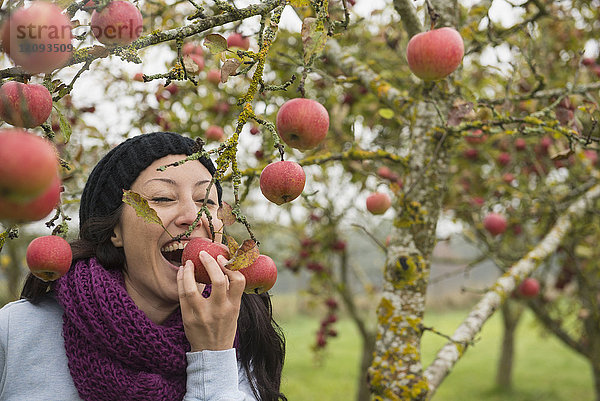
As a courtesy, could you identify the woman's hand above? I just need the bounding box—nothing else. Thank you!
[177,251,246,352]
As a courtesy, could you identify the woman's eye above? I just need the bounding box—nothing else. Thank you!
[152,197,174,203]
[196,199,217,206]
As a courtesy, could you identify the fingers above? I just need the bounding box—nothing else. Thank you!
[177,260,203,310]
[217,255,245,298]
[199,251,229,301]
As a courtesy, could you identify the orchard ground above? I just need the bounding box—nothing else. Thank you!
[274,294,594,401]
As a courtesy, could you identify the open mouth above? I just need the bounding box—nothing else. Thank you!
[160,241,188,266]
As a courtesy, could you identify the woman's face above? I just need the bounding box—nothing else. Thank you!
[111,154,222,313]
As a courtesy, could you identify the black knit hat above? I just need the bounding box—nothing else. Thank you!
[79,131,222,228]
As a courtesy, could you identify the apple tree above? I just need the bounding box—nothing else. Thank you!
[1,1,600,401]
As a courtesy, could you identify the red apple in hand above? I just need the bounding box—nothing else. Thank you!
[276,98,329,150]
[366,192,391,215]
[518,278,540,298]
[0,174,61,222]
[406,27,464,81]
[26,235,72,281]
[240,254,277,294]
[0,130,58,202]
[260,161,306,205]
[483,213,507,236]
[91,1,143,46]
[1,2,73,74]
[181,237,230,284]
[0,82,53,128]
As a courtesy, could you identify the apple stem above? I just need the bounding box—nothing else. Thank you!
[276,143,285,161]
[424,0,440,30]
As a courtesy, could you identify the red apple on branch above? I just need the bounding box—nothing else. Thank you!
[227,33,250,50]
[26,235,72,281]
[0,2,73,74]
[406,27,464,81]
[0,174,61,222]
[0,129,58,202]
[91,1,143,46]
[276,98,329,150]
[181,238,231,284]
[241,254,278,294]
[518,278,540,298]
[206,69,222,84]
[0,81,53,128]
[205,125,225,142]
[483,213,507,236]
[259,160,306,205]
[366,192,391,215]
[182,42,203,56]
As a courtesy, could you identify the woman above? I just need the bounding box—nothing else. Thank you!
[0,132,286,401]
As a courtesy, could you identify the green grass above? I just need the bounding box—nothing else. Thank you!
[277,307,594,401]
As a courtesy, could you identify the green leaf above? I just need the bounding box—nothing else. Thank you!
[378,108,395,119]
[226,239,259,271]
[204,34,228,55]
[122,190,165,227]
[301,17,327,65]
[54,106,72,142]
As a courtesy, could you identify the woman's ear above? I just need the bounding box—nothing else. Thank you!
[111,224,124,247]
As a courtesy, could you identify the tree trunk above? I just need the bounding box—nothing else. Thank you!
[357,332,376,401]
[495,300,523,390]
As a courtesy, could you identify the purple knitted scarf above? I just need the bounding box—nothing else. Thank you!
[55,258,190,401]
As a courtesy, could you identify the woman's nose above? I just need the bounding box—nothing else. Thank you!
[175,198,201,227]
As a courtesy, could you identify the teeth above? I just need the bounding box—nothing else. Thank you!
[160,242,188,253]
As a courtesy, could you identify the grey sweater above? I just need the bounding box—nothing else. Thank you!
[0,296,258,401]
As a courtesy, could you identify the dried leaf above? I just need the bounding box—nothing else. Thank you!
[447,99,475,126]
[301,17,327,65]
[226,239,259,271]
[217,202,236,226]
[289,0,310,6]
[550,148,573,160]
[204,34,228,54]
[122,190,164,227]
[183,55,201,74]
[87,45,111,58]
[220,59,241,83]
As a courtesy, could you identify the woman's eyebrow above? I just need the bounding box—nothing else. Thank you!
[144,178,176,185]
[143,178,211,186]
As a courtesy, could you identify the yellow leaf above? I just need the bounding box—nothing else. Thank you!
[575,245,594,258]
[122,190,164,227]
[378,108,395,119]
[290,0,310,6]
[225,234,239,256]
[301,17,327,65]
[226,239,259,271]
